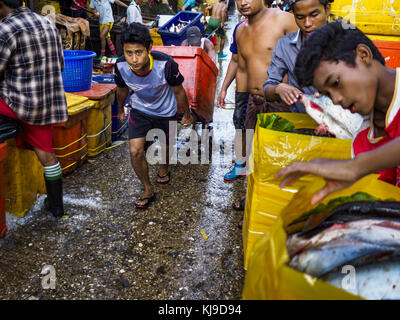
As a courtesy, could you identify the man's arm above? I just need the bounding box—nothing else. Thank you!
[114,0,129,8]
[278,11,298,35]
[204,38,216,63]
[276,137,400,205]
[0,39,12,75]
[217,53,238,108]
[173,85,194,126]
[116,87,129,123]
[263,39,302,104]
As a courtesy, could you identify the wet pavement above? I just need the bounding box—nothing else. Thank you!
[0,13,245,300]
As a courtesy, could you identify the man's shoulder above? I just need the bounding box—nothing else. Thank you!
[151,50,173,62]
[277,30,299,44]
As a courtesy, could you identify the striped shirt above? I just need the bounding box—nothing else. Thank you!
[0,7,67,125]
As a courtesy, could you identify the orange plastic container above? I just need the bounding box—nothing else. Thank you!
[71,84,116,157]
[53,94,94,173]
[374,40,400,69]
[0,142,7,238]
[153,46,219,123]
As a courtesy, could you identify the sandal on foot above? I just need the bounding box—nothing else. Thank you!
[232,198,245,211]
[156,171,170,184]
[135,193,156,209]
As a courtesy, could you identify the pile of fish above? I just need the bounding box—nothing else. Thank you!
[168,19,190,33]
[301,94,370,140]
[286,195,400,299]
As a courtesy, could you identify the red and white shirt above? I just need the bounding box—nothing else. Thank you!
[352,68,400,186]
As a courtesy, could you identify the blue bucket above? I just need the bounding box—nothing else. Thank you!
[62,50,96,92]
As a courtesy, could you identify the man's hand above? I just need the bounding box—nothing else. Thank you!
[217,89,227,109]
[118,110,126,124]
[275,158,362,205]
[275,83,302,105]
[95,12,100,18]
[181,110,194,126]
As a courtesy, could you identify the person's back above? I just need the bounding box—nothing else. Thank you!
[181,26,216,62]
[235,6,297,96]
[210,1,226,20]
[0,6,66,125]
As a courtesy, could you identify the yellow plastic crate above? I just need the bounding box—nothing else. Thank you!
[87,94,113,157]
[4,140,46,218]
[330,0,400,37]
[150,28,164,46]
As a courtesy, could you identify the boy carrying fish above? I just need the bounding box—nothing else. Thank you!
[276,21,400,204]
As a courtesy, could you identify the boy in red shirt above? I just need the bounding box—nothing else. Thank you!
[276,21,398,203]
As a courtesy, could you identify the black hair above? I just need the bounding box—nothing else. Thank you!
[265,0,274,6]
[121,22,153,50]
[294,21,386,87]
[0,0,23,8]
[285,0,334,11]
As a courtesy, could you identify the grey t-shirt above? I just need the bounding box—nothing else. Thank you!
[114,51,184,118]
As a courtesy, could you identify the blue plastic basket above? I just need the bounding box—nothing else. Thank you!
[157,11,204,46]
[62,50,96,92]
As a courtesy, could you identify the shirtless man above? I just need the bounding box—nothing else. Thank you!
[205,0,228,58]
[217,0,297,212]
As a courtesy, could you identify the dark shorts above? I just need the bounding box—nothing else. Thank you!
[129,108,177,143]
[245,94,291,130]
[70,9,88,19]
[233,92,249,131]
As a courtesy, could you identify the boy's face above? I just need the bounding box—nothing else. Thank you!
[313,57,378,116]
[293,0,330,39]
[123,43,151,74]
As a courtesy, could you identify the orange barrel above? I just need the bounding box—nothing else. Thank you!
[373,40,400,69]
[0,142,7,238]
[53,93,94,174]
[71,83,116,157]
[152,46,219,123]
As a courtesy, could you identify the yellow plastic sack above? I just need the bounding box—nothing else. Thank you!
[251,113,352,185]
[243,113,352,269]
[243,175,400,300]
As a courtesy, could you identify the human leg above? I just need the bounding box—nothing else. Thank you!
[129,137,155,207]
[99,24,110,58]
[105,23,117,57]
[224,92,249,181]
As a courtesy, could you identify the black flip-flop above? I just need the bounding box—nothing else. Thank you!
[135,193,156,209]
[156,171,170,184]
[232,198,245,211]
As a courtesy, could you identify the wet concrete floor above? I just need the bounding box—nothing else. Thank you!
[0,13,245,300]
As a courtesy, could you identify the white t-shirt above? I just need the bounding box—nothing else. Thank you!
[90,0,115,25]
[127,1,143,24]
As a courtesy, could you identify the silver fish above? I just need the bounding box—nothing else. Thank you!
[287,220,400,257]
[322,259,400,300]
[301,94,370,140]
[288,237,397,278]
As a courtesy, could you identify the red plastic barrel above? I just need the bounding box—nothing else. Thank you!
[374,40,400,69]
[0,142,7,238]
[153,46,219,123]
